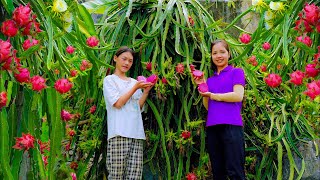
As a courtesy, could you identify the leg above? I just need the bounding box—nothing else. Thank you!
[206,125,228,180]
[124,139,144,180]
[107,136,131,180]
[223,125,245,180]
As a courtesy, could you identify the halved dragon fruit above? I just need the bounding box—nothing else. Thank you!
[137,74,158,84]
[192,70,204,78]
[137,76,147,82]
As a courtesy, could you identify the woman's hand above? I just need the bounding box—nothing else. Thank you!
[138,81,155,108]
[143,82,155,94]
[199,92,221,101]
[199,91,211,98]
[135,81,153,89]
[194,76,206,85]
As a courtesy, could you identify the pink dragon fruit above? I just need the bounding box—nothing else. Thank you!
[189,64,195,72]
[296,35,312,47]
[304,80,320,100]
[54,78,73,94]
[22,15,41,35]
[146,62,152,71]
[12,4,32,27]
[265,73,282,88]
[176,63,184,74]
[239,33,251,44]
[305,63,319,77]
[89,105,96,114]
[86,36,99,47]
[14,68,30,83]
[1,20,19,37]
[137,75,158,84]
[198,82,208,93]
[262,42,271,50]
[61,109,73,121]
[161,77,168,84]
[12,133,35,151]
[66,45,75,54]
[0,91,7,109]
[146,74,158,84]
[80,59,91,71]
[22,38,39,50]
[289,70,305,86]
[0,39,12,62]
[70,69,78,77]
[2,50,21,70]
[30,75,47,92]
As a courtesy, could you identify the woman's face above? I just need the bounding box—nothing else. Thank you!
[211,42,230,69]
[114,51,134,73]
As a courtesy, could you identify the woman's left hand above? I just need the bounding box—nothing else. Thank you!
[199,91,211,98]
[143,83,155,94]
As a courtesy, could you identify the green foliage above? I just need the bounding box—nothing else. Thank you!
[0,0,319,179]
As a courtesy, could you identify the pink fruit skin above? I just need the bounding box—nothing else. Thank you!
[0,39,12,62]
[239,33,251,44]
[198,82,208,93]
[14,68,30,83]
[54,78,73,94]
[86,36,99,47]
[1,20,19,37]
[176,63,184,74]
[0,91,7,108]
[265,73,282,88]
[30,75,46,91]
[146,74,158,84]
[66,46,75,54]
[61,109,73,121]
[12,4,32,27]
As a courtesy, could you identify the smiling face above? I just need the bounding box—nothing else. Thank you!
[114,51,134,74]
[211,41,230,71]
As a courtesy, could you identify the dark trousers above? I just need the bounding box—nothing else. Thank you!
[206,124,245,180]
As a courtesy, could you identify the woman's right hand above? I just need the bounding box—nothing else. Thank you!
[135,81,153,89]
[193,76,206,85]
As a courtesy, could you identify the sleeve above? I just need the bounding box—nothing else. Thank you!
[134,88,143,99]
[232,68,246,87]
[136,88,145,112]
[103,77,120,106]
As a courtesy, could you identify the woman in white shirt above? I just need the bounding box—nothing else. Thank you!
[103,46,153,179]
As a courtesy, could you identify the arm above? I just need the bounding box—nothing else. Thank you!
[207,85,244,102]
[113,85,139,109]
[202,97,209,110]
[139,84,154,109]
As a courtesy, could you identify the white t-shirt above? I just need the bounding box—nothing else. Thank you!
[103,74,145,140]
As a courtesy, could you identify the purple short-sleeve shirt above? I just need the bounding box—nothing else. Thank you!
[206,65,245,127]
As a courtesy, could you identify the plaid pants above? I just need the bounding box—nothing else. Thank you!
[107,136,144,180]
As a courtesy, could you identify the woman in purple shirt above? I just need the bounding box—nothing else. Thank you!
[196,39,245,180]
